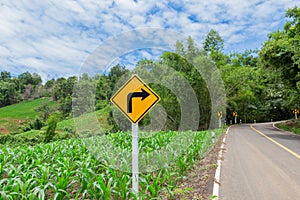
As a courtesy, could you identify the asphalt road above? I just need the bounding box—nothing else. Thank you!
[219,123,300,200]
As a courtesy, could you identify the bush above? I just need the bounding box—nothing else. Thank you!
[0,132,44,146]
[64,127,76,134]
[32,117,44,130]
[95,100,108,110]
[44,115,58,143]
[22,121,33,132]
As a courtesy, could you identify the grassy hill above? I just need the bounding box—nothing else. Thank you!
[0,98,55,119]
[0,97,112,145]
[0,98,56,134]
[54,106,112,133]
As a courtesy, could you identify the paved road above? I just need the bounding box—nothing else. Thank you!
[219,123,300,200]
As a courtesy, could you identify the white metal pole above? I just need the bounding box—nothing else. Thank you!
[132,123,139,196]
[212,132,216,143]
[295,113,298,119]
[219,118,222,128]
[235,116,237,124]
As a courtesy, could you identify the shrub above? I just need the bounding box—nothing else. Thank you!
[44,115,58,143]
[32,117,44,130]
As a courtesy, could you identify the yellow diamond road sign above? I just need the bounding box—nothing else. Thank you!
[110,75,160,124]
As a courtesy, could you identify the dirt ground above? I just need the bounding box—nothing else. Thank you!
[172,134,225,200]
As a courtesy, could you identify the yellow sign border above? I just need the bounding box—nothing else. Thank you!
[110,74,160,124]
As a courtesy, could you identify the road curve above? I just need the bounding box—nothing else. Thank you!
[219,123,300,200]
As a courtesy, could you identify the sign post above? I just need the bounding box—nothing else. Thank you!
[293,109,299,119]
[132,123,139,195]
[110,75,160,195]
[233,112,238,124]
[218,111,222,128]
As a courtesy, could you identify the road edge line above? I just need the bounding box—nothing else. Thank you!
[212,126,230,198]
[250,124,300,159]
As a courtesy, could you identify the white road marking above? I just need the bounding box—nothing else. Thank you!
[212,126,231,198]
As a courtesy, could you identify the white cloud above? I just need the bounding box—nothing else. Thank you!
[0,0,298,80]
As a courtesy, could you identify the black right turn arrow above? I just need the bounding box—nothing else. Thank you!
[127,88,150,113]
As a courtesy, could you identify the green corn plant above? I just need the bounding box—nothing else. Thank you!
[0,128,224,199]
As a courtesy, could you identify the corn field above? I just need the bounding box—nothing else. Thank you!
[0,129,223,200]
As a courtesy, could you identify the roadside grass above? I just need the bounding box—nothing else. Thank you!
[276,119,300,135]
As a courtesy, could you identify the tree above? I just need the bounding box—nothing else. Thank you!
[35,102,54,121]
[108,64,129,97]
[23,84,33,100]
[59,95,72,116]
[32,117,44,130]
[259,6,300,109]
[18,72,33,90]
[0,81,20,107]
[32,73,42,86]
[203,30,227,67]
[203,29,224,52]
[175,41,185,56]
[230,50,258,67]
[44,115,58,143]
[0,71,11,81]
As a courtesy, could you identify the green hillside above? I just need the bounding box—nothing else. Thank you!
[0,98,56,134]
[0,97,55,119]
[55,106,112,132]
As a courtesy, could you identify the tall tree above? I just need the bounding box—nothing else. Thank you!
[203,29,227,67]
[203,29,224,52]
[0,71,11,81]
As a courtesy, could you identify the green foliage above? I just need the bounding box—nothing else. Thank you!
[259,6,300,109]
[32,117,44,130]
[1,6,300,134]
[276,119,300,135]
[59,95,72,117]
[55,106,112,133]
[0,128,224,199]
[35,101,55,121]
[0,130,44,146]
[53,76,77,101]
[72,77,97,117]
[44,115,58,143]
[0,80,22,107]
[0,71,11,81]
[134,44,212,130]
[203,29,224,52]
[0,98,56,134]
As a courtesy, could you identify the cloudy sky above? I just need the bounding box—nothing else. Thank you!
[0,0,297,80]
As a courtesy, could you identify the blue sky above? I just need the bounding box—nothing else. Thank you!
[0,0,297,81]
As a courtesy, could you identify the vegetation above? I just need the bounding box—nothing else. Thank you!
[276,119,300,135]
[0,129,223,199]
[0,5,299,199]
[0,98,55,119]
[44,115,58,143]
[0,98,55,134]
[0,107,112,146]
[1,6,299,130]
